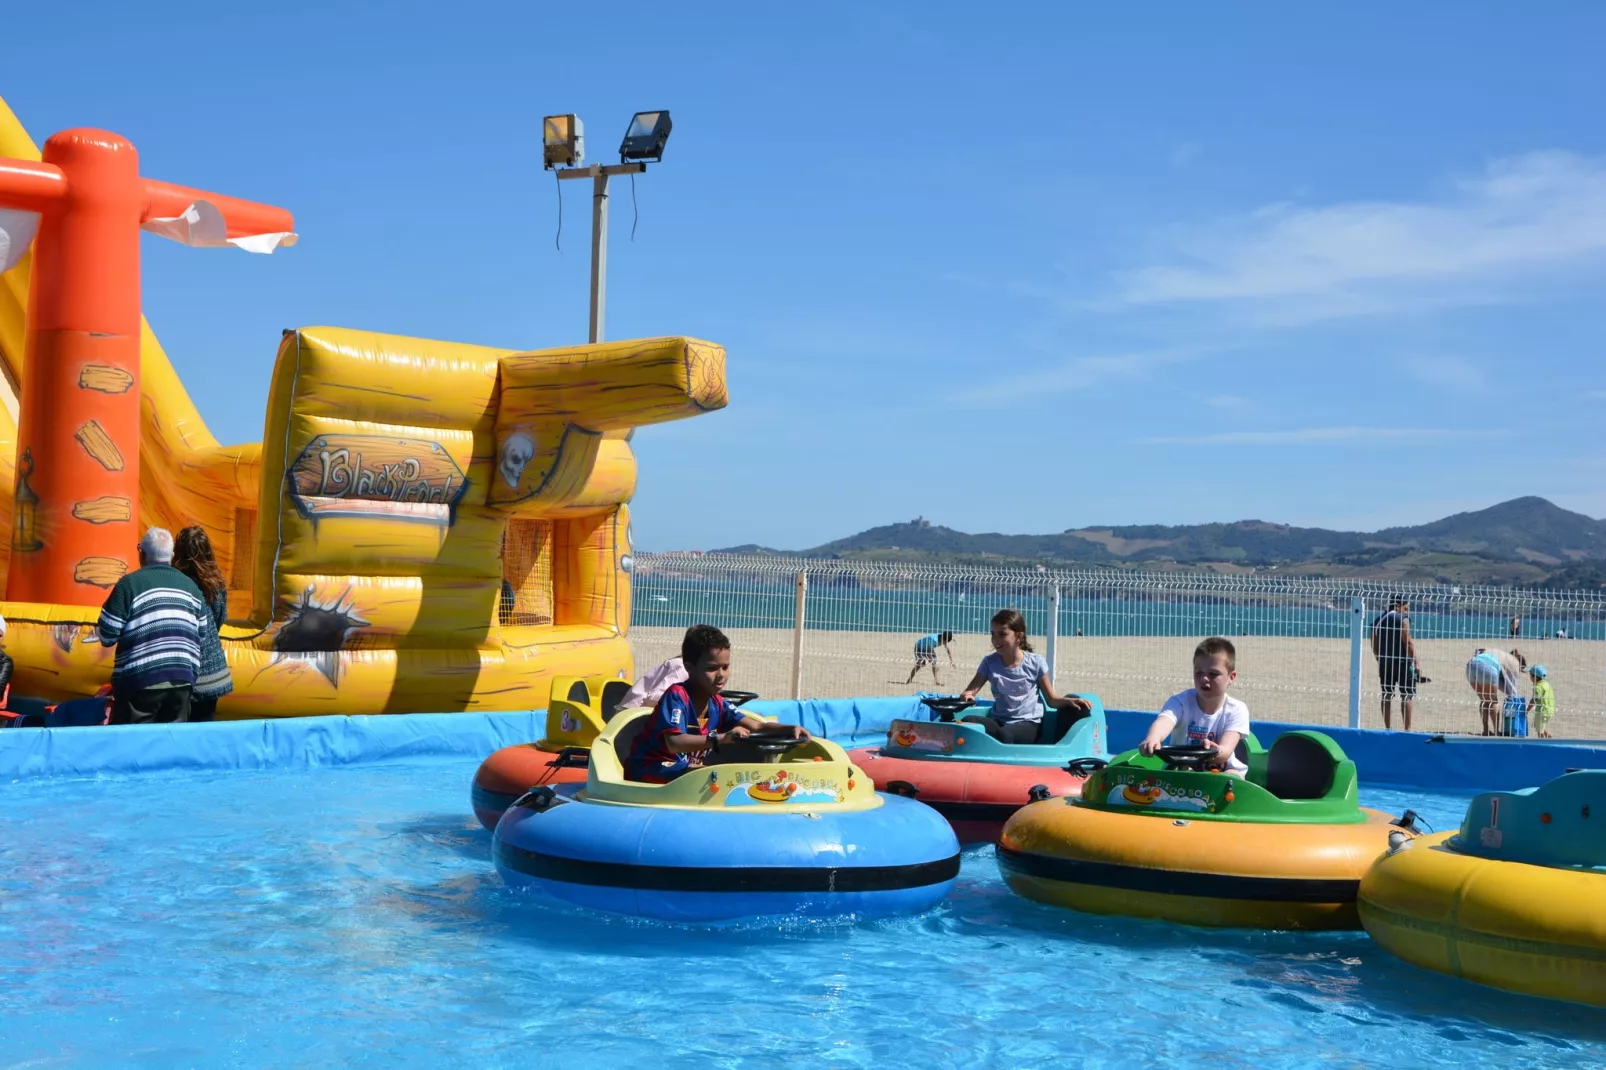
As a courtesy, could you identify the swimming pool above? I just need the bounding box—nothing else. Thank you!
[2,762,1602,1069]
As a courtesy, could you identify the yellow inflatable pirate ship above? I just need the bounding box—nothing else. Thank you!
[0,94,724,717]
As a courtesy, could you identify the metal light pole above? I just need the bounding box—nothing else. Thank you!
[558,162,644,344]
[545,110,671,346]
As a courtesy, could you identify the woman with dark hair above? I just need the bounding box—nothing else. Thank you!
[174,525,233,721]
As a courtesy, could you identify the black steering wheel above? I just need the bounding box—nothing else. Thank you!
[750,734,806,763]
[1065,757,1109,777]
[1153,745,1222,771]
[921,696,976,723]
[722,690,760,707]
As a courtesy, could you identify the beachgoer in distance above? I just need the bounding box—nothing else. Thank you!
[958,609,1091,744]
[1465,646,1526,737]
[1370,596,1422,731]
[173,525,233,722]
[624,624,808,783]
[1510,615,1521,638]
[1138,637,1250,775]
[95,528,211,724]
[906,630,956,686]
[1528,664,1555,739]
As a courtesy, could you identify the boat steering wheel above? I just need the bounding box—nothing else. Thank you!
[750,734,807,763]
[1153,745,1224,771]
[921,696,976,723]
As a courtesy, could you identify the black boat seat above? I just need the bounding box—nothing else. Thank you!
[601,680,631,721]
[1265,733,1337,800]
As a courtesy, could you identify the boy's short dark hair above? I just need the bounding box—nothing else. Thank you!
[1194,636,1236,671]
[681,624,731,667]
[939,630,954,644]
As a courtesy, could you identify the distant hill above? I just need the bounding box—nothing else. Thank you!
[705,498,1606,587]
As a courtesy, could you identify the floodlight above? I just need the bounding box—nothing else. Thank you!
[619,110,672,163]
[543,114,584,170]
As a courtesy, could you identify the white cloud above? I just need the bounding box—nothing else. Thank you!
[1205,394,1249,408]
[1115,151,1606,323]
[952,348,1194,407]
[1142,426,1508,446]
[1170,141,1201,167]
[1403,354,1492,394]
[1587,388,1606,400]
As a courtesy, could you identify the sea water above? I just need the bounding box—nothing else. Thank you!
[631,574,1606,642]
[2,762,1602,1070]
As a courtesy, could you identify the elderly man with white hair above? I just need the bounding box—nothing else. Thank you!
[95,527,211,724]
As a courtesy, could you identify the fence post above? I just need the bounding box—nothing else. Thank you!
[1348,596,1365,729]
[791,569,808,700]
[1046,584,1062,686]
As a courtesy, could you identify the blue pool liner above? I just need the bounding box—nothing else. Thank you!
[3,694,1601,792]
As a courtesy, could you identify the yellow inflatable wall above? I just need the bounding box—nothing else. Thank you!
[0,95,725,717]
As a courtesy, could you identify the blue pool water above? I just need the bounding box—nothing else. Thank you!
[3,762,1603,1070]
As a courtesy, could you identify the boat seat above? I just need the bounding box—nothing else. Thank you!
[1265,733,1337,800]
[1046,704,1091,745]
[613,717,649,768]
[566,679,592,705]
[601,680,631,721]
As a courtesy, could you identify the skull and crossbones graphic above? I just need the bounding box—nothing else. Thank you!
[498,431,535,490]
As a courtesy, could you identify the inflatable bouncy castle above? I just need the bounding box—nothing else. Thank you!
[0,95,725,717]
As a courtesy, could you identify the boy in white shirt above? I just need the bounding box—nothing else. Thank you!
[1137,637,1250,775]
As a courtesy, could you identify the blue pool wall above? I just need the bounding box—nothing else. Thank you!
[2,695,1601,792]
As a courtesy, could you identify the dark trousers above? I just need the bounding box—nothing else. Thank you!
[111,686,193,725]
[190,697,218,723]
[967,716,1041,744]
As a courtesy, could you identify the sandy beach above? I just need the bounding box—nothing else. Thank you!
[630,626,1606,739]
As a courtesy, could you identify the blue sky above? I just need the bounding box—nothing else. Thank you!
[7,2,1606,550]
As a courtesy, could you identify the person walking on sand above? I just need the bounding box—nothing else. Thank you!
[906,631,956,686]
[1510,614,1521,638]
[1371,596,1422,731]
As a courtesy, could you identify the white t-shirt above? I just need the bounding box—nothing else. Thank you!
[1156,690,1250,773]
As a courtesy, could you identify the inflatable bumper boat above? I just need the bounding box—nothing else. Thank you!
[997,731,1414,929]
[471,676,673,830]
[848,696,1109,844]
[1360,769,1606,1007]
[493,708,960,921]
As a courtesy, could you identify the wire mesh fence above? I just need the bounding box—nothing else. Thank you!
[630,553,1606,739]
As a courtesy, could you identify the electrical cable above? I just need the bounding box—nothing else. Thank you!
[630,171,639,241]
[554,169,563,253]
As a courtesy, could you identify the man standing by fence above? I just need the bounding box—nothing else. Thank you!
[1371,596,1421,731]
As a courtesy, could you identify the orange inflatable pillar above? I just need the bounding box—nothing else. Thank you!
[11,130,144,605]
[0,129,293,607]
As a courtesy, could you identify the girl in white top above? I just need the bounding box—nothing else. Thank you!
[1138,637,1250,775]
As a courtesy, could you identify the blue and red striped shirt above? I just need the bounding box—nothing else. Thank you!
[625,683,744,783]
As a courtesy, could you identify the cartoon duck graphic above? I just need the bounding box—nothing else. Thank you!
[892,727,921,748]
[1121,777,1163,806]
[747,769,800,804]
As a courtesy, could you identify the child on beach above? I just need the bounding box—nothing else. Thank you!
[958,610,1091,744]
[906,631,956,686]
[1138,637,1249,775]
[1529,664,1556,739]
[624,624,809,783]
